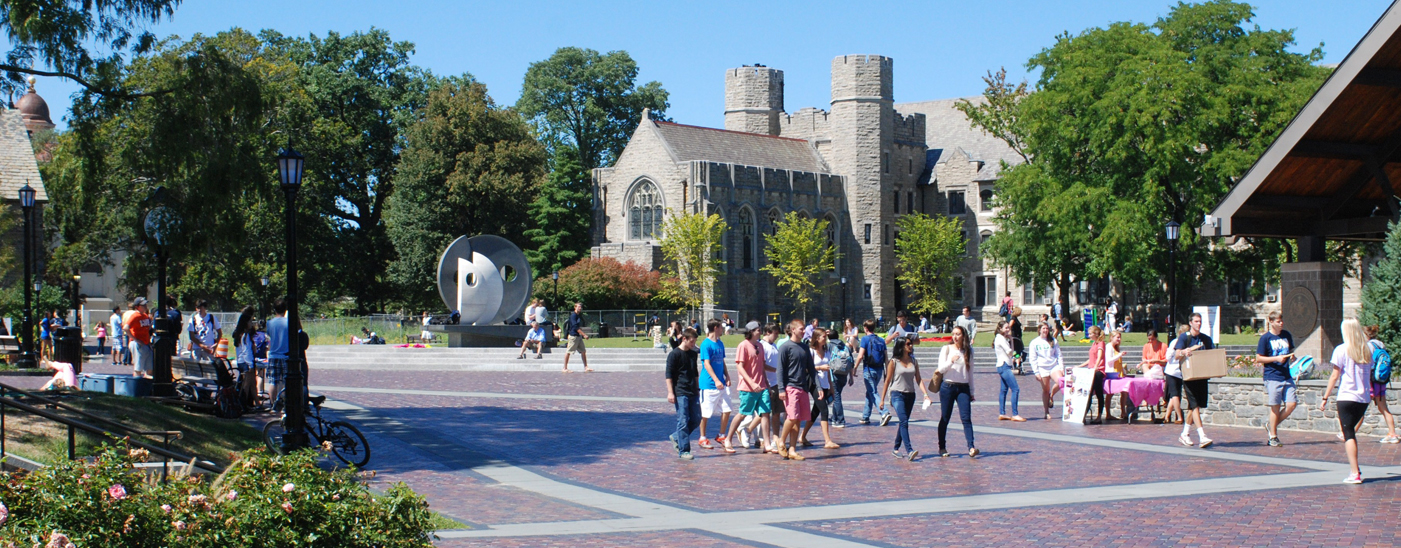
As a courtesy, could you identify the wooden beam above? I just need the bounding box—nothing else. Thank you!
[1354,67,1401,88]
[1320,127,1401,220]
[1365,157,1401,218]
[1245,195,1326,210]
[1229,215,1389,239]
[1292,140,1376,160]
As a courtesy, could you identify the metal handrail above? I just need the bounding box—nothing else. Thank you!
[0,382,183,439]
[0,385,225,478]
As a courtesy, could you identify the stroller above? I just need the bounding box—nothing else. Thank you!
[173,357,246,419]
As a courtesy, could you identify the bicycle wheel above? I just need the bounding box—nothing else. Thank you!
[262,419,288,455]
[325,421,371,468]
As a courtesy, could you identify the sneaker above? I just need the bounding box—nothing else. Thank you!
[969,447,980,458]
[859,419,871,425]
[1344,472,1363,484]
[1178,434,1194,447]
[1381,436,1400,444]
[679,452,694,460]
[669,433,680,453]
[939,450,951,458]
[833,423,846,429]
[880,414,892,427]
[1267,437,1282,447]
[892,449,905,459]
[908,450,920,461]
[698,438,714,450]
[1337,433,1345,442]
[1198,437,1213,449]
[738,429,751,449]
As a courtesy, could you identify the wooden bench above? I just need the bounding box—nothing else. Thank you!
[0,336,20,363]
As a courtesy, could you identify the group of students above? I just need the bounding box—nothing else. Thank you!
[664,316,981,461]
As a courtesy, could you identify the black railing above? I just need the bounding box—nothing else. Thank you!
[0,382,224,480]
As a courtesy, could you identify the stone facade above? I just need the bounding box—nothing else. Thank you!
[1205,377,1398,437]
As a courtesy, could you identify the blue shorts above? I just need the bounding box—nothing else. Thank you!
[268,358,288,383]
[739,390,772,415]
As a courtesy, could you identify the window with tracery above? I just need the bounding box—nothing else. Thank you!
[738,208,754,270]
[824,216,838,272]
[628,181,663,239]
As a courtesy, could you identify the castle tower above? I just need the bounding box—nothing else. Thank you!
[827,54,895,318]
[724,65,784,136]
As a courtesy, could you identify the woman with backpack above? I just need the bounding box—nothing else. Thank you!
[1364,325,1399,444]
[828,334,854,428]
[993,321,1024,422]
[1321,319,1377,484]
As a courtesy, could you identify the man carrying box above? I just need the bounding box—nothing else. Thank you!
[1175,312,1215,448]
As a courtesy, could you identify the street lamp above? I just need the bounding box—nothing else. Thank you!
[144,188,180,397]
[70,274,80,327]
[277,143,309,452]
[841,277,848,321]
[1165,220,1180,332]
[16,184,36,369]
[552,270,559,307]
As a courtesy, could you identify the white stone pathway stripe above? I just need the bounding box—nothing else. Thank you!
[311,384,1037,406]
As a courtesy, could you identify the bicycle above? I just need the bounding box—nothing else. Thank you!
[262,393,371,468]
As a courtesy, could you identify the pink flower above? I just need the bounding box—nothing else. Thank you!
[282,483,295,493]
[108,484,128,500]
[187,494,207,506]
[161,504,172,513]
[281,501,294,514]
[45,531,71,548]
[331,494,340,501]
[172,520,186,531]
[225,490,238,501]
[0,500,6,525]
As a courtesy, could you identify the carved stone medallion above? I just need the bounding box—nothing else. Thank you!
[1282,286,1318,338]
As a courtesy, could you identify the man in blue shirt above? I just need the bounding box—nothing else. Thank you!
[517,320,547,359]
[1174,312,1215,448]
[853,320,890,426]
[697,319,732,451]
[266,298,290,411]
[1255,311,1296,447]
[562,303,592,373]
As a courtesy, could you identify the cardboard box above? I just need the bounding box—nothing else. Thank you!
[1182,348,1227,380]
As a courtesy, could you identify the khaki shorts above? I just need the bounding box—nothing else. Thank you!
[567,335,586,354]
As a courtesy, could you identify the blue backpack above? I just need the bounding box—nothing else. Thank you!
[861,334,887,368]
[1372,341,1392,384]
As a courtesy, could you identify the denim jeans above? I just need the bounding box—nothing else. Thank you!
[831,372,849,425]
[938,382,975,451]
[672,394,701,454]
[997,364,1020,416]
[862,366,886,421]
[891,390,915,452]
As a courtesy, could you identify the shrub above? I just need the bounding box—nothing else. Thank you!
[534,257,675,310]
[0,445,435,547]
[1361,221,1401,352]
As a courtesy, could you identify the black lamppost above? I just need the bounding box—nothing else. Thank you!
[70,274,80,328]
[841,277,848,320]
[277,144,309,452]
[16,184,36,369]
[1166,220,1180,332]
[552,270,559,307]
[145,188,179,397]
[260,276,270,319]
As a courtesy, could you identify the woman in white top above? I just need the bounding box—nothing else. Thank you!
[842,318,859,348]
[880,337,932,460]
[937,326,978,458]
[1163,325,1189,424]
[1320,318,1375,484]
[800,328,840,449]
[1029,323,1064,419]
[993,321,1024,422]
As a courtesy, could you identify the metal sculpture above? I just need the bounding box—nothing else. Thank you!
[435,235,532,325]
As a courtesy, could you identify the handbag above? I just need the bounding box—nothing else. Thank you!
[926,365,945,393]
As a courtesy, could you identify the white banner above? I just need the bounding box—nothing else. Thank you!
[1192,306,1221,342]
[1062,366,1095,423]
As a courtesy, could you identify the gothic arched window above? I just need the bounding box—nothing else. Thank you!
[738,207,754,270]
[767,208,781,236]
[824,215,838,272]
[628,180,663,240]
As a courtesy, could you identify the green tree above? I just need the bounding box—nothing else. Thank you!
[386,80,547,309]
[894,213,966,316]
[1361,222,1401,354]
[523,145,592,275]
[516,47,669,170]
[961,1,1330,321]
[761,212,835,318]
[0,0,182,97]
[260,29,437,312]
[658,211,726,313]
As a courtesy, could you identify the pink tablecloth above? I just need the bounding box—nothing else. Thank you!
[1057,376,1165,407]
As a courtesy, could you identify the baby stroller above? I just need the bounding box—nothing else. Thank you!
[173,357,246,419]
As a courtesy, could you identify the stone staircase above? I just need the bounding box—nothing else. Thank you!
[305,343,1255,372]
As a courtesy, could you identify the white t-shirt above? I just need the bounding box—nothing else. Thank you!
[188,313,222,347]
[1165,337,1182,378]
[761,340,780,386]
[811,347,831,390]
[1331,344,1374,404]
[534,307,550,324]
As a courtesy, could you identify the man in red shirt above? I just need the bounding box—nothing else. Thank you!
[124,297,154,378]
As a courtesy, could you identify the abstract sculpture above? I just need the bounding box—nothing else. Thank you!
[435,235,533,325]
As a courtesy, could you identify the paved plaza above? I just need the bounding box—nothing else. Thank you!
[289,363,1401,547]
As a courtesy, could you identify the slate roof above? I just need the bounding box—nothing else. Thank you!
[897,97,1023,182]
[0,109,45,202]
[650,120,830,174]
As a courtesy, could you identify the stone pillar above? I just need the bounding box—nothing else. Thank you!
[1280,262,1344,361]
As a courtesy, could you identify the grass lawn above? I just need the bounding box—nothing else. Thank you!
[1,391,263,465]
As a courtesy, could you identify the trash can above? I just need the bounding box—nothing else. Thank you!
[53,325,84,374]
[598,322,610,338]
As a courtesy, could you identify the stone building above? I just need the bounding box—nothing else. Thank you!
[1,79,50,294]
[593,55,1358,329]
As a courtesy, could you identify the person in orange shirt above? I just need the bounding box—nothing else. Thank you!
[1141,327,1168,377]
[123,297,154,378]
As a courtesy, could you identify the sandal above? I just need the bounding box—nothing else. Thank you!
[823,442,840,449]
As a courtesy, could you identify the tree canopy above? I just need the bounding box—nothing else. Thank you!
[523,145,593,275]
[962,0,1330,319]
[761,212,835,318]
[516,47,669,170]
[658,211,726,313]
[894,213,965,316]
[0,0,182,97]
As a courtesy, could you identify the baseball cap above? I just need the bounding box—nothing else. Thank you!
[132,297,149,307]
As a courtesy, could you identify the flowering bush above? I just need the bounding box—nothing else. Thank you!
[0,446,435,547]
[536,257,676,310]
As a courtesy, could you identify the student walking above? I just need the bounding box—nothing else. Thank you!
[760,324,785,454]
[561,303,592,373]
[777,320,820,461]
[665,328,701,460]
[937,326,978,457]
[1029,323,1064,419]
[1364,325,1400,444]
[800,328,840,449]
[697,319,733,452]
[1174,313,1215,448]
[1256,311,1298,446]
[1321,319,1375,483]
[854,320,890,426]
[727,325,771,451]
[1163,325,1189,424]
[994,321,1025,422]
[828,337,853,428]
[880,338,931,460]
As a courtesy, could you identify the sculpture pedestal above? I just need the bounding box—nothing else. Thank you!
[425,324,558,349]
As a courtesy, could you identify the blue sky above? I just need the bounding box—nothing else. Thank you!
[23,0,1396,131]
